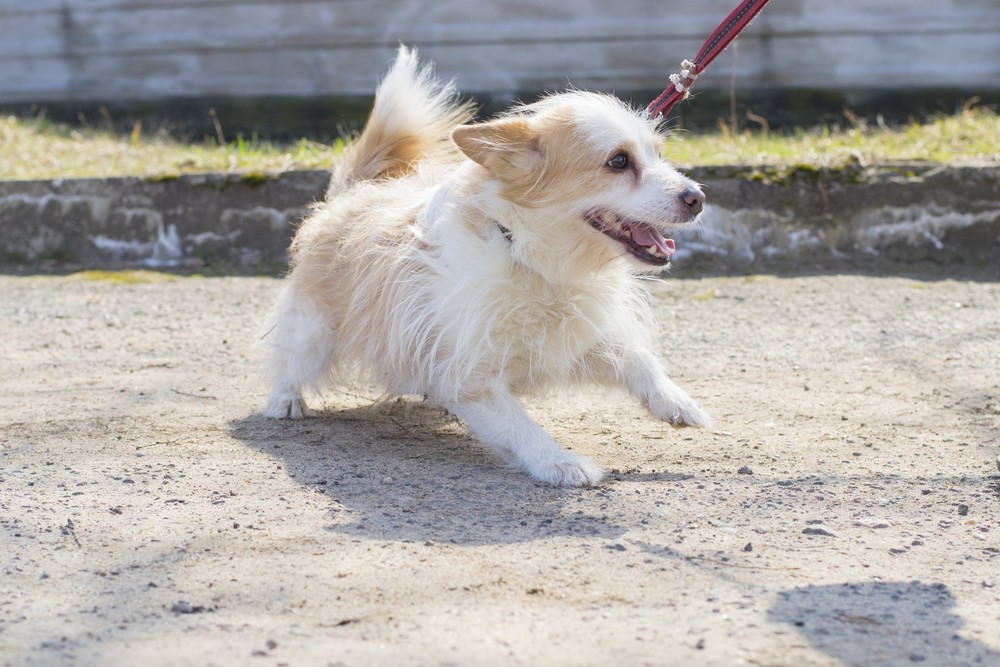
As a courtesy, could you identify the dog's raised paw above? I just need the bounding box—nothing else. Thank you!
[528,454,605,487]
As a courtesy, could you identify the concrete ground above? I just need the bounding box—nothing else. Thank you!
[2,270,998,666]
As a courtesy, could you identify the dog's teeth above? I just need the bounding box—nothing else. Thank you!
[605,212,618,226]
[623,228,632,239]
[647,245,661,256]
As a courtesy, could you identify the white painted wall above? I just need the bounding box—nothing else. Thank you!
[1,0,997,102]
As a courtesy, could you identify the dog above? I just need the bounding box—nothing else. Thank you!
[263,47,710,486]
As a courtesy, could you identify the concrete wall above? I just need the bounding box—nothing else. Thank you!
[2,0,998,104]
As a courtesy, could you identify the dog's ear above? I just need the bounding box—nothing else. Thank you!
[452,118,542,181]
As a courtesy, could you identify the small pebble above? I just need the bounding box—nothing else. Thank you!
[957,504,969,516]
[737,466,753,475]
[170,601,210,614]
[802,525,837,537]
[743,542,753,552]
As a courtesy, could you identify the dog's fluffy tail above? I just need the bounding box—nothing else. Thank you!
[329,46,475,197]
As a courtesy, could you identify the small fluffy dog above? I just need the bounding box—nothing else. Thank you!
[263,47,710,486]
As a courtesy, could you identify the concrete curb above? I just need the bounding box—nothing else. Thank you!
[0,171,327,269]
[1,164,997,271]
[687,163,1000,270]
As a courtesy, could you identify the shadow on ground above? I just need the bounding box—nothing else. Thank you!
[230,397,628,546]
[769,580,1000,666]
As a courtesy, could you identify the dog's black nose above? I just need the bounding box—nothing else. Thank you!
[681,188,706,215]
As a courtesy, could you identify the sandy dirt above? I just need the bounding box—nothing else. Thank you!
[2,270,999,667]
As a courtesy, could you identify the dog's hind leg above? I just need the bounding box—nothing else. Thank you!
[262,287,333,420]
[448,385,604,487]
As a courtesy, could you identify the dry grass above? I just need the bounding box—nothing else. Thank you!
[0,116,343,180]
[1,104,997,181]
[667,104,1000,167]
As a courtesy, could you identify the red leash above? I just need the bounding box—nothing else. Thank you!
[647,0,771,118]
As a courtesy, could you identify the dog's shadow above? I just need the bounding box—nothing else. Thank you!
[230,396,627,545]
[768,580,1000,666]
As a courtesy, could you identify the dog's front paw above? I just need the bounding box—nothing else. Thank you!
[670,401,713,428]
[526,452,605,487]
[649,392,713,428]
[263,393,312,420]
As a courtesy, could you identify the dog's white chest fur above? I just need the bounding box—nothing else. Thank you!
[452,262,615,393]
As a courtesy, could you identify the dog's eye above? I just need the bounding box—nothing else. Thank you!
[607,152,630,171]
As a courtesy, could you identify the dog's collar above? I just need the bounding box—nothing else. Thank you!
[496,222,513,244]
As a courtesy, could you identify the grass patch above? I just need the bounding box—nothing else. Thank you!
[0,116,343,181]
[667,103,999,167]
[70,270,181,284]
[1,104,996,181]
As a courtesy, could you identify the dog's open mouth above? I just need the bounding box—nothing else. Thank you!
[585,209,676,265]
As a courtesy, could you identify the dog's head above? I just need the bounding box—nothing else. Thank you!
[452,92,704,275]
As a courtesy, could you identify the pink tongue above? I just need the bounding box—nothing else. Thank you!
[628,224,675,257]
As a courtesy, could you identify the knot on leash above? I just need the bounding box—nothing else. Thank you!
[668,60,700,95]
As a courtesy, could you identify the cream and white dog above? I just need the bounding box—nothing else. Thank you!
[263,47,710,486]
